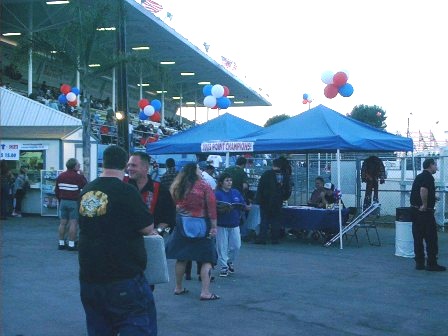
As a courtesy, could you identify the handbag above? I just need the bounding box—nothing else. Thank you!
[178,215,209,238]
[143,235,170,285]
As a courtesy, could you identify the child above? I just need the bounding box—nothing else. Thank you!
[215,173,250,277]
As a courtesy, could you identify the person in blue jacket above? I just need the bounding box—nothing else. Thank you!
[215,172,251,277]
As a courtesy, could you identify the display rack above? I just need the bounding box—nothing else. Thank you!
[40,170,63,216]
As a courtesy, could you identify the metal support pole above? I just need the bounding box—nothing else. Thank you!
[116,0,129,154]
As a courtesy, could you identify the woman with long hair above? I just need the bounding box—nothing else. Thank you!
[165,162,219,301]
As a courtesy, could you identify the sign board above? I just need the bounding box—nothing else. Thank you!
[0,143,20,160]
[201,141,254,153]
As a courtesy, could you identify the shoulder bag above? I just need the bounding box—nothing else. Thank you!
[143,235,170,285]
[177,215,210,238]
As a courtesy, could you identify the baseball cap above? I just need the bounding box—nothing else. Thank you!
[324,182,333,190]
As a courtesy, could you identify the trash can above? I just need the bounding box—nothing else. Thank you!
[395,207,414,258]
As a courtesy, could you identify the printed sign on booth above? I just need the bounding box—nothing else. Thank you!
[201,141,254,153]
[0,143,20,160]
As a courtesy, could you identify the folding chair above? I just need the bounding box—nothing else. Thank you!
[353,208,381,247]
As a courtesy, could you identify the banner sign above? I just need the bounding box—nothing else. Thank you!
[201,141,254,153]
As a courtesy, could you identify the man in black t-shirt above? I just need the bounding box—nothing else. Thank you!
[410,158,445,272]
[78,145,158,335]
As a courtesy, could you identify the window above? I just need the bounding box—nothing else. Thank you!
[7,150,45,185]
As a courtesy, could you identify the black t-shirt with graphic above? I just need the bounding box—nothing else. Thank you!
[78,177,153,283]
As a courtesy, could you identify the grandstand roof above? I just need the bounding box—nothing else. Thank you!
[0,0,271,109]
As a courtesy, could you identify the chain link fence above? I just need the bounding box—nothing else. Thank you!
[245,154,448,228]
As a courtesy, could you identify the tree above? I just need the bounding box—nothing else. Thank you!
[264,114,290,127]
[347,104,387,129]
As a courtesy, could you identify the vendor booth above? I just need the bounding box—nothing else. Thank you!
[234,104,413,248]
[0,87,98,215]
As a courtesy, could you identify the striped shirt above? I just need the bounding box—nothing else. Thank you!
[55,169,87,201]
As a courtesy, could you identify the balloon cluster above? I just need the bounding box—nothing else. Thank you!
[58,84,80,107]
[138,98,162,123]
[333,188,342,201]
[302,93,312,104]
[321,70,354,99]
[202,84,231,109]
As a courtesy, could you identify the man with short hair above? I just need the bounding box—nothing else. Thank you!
[308,176,325,208]
[410,158,446,272]
[223,156,248,194]
[160,157,177,189]
[126,152,176,235]
[78,145,158,335]
[201,164,217,190]
[55,158,87,251]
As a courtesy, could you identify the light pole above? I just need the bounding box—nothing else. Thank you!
[406,112,413,138]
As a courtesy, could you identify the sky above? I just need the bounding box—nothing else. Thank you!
[152,0,448,144]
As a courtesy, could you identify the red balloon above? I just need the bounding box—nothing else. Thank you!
[302,99,308,104]
[324,84,339,99]
[68,99,77,107]
[222,86,230,97]
[138,98,149,109]
[333,72,348,87]
[150,111,161,122]
[211,105,218,109]
[60,84,71,95]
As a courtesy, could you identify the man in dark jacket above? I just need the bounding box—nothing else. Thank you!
[126,152,176,235]
[255,158,291,244]
[410,158,445,271]
[361,155,386,210]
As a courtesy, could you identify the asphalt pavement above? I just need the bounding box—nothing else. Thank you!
[1,215,447,336]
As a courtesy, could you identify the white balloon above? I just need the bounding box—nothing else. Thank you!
[211,84,224,98]
[66,92,77,102]
[203,95,217,108]
[143,105,155,116]
[321,70,334,85]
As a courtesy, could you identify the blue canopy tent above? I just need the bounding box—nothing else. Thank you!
[234,104,413,153]
[234,104,413,249]
[146,113,262,155]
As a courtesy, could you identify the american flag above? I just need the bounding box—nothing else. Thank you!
[142,0,163,13]
[221,56,237,71]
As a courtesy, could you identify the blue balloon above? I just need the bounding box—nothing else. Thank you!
[71,87,80,95]
[202,84,213,97]
[303,93,309,100]
[139,111,148,120]
[338,83,354,97]
[216,96,231,109]
[151,99,162,111]
[58,94,67,104]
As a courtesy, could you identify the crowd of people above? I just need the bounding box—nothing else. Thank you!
[1,79,193,147]
[2,147,446,335]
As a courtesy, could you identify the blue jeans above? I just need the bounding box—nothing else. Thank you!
[80,273,157,336]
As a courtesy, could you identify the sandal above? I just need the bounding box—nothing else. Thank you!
[200,293,220,301]
[174,288,189,295]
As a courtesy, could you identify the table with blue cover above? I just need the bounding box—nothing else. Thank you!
[280,206,349,232]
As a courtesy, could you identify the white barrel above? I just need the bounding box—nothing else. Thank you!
[395,221,415,258]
